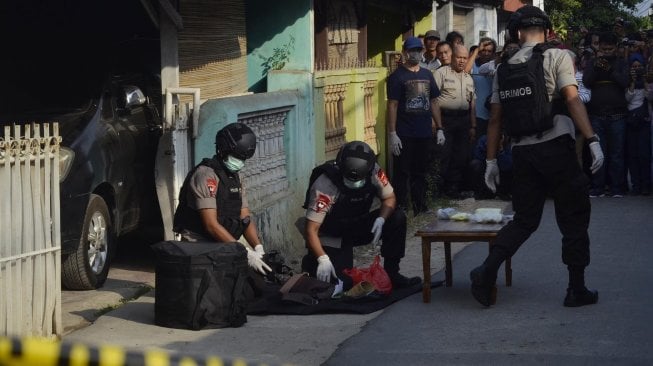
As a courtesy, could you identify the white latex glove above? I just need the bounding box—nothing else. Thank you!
[317,254,337,283]
[436,129,446,145]
[245,246,272,275]
[389,131,402,156]
[254,244,265,256]
[370,217,385,246]
[484,159,500,193]
[589,140,604,174]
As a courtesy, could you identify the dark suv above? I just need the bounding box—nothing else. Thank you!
[1,72,163,290]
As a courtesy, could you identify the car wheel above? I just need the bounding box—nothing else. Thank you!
[62,194,114,290]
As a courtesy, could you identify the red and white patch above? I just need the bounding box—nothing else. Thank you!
[377,168,389,187]
[206,178,218,197]
[314,192,332,213]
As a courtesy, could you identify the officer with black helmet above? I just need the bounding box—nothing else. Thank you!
[302,141,421,290]
[469,5,604,308]
[174,122,271,274]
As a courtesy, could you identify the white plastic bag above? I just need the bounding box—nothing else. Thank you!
[469,208,503,224]
[437,208,458,220]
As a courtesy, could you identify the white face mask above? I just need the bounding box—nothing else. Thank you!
[223,155,245,172]
[343,178,366,189]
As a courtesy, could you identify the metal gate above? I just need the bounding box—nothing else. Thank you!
[0,123,62,337]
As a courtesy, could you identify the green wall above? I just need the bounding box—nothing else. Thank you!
[414,11,433,37]
[246,0,312,93]
[196,91,309,260]
[191,1,317,261]
[367,5,404,66]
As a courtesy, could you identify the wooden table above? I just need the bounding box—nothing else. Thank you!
[415,219,511,303]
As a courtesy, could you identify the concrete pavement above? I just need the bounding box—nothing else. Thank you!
[326,197,653,365]
[62,197,653,365]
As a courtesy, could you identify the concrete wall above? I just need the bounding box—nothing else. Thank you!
[196,91,309,262]
[246,0,313,93]
[466,4,497,45]
[436,3,454,36]
[435,2,498,46]
[470,4,499,45]
[188,0,316,263]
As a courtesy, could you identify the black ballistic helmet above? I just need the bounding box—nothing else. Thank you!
[215,123,257,160]
[507,5,552,41]
[336,141,376,181]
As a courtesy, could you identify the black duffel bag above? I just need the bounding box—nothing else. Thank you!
[152,241,249,330]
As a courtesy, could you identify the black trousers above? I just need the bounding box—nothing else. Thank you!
[302,208,407,290]
[626,115,652,192]
[440,114,472,192]
[485,135,591,271]
[392,136,431,214]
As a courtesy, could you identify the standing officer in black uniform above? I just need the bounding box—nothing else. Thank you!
[469,6,605,307]
[302,141,421,290]
[173,122,271,275]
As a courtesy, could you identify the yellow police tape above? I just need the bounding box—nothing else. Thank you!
[0,336,278,366]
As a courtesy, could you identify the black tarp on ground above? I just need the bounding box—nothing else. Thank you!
[247,279,443,315]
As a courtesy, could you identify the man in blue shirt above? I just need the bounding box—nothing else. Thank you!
[471,37,497,138]
[387,36,445,216]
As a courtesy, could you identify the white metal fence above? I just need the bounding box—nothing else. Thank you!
[0,123,62,337]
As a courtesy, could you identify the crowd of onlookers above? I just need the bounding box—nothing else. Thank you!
[568,19,652,197]
[412,17,652,202]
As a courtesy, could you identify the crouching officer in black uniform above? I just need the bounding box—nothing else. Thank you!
[469,6,604,308]
[302,141,421,290]
[173,122,271,275]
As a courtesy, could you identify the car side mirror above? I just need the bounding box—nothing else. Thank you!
[124,85,146,108]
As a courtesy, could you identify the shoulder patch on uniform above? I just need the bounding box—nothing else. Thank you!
[377,169,389,186]
[206,177,217,197]
[314,192,331,213]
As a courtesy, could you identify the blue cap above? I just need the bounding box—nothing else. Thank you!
[403,36,423,50]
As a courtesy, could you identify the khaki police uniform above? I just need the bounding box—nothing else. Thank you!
[433,65,476,195]
[483,41,593,277]
[179,165,249,242]
[302,164,408,289]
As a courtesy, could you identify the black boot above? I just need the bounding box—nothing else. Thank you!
[385,258,421,289]
[469,264,497,307]
[389,273,422,288]
[565,266,598,307]
[564,287,598,307]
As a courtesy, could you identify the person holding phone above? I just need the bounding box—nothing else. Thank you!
[583,32,630,197]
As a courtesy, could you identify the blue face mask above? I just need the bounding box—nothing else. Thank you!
[343,178,366,189]
[223,155,245,172]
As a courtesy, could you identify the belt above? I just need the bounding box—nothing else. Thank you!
[442,109,469,117]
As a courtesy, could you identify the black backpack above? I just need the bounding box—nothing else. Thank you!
[497,42,567,138]
[152,241,249,330]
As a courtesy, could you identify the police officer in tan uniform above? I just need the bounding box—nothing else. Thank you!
[302,141,421,290]
[174,123,271,275]
[433,44,477,198]
[469,6,605,308]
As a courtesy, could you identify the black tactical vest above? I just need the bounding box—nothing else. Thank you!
[497,42,567,139]
[304,162,376,237]
[173,157,248,239]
